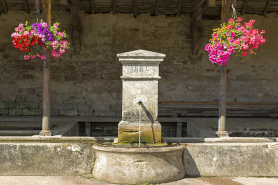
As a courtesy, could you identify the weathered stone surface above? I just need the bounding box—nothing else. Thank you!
[118,121,161,143]
[0,102,5,108]
[50,109,60,116]
[9,109,23,116]
[97,110,116,117]
[5,101,19,109]
[65,110,78,116]
[53,104,74,110]
[184,143,278,177]
[78,110,93,117]
[59,109,66,116]
[20,102,39,109]
[0,12,277,118]
[92,145,185,184]
[118,50,165,143]
[76,104,89,110]
[15,95,26,101]
[103,126,118,131]
[0,143,93,175]
[23,109,42,116]
[0,109,8,116]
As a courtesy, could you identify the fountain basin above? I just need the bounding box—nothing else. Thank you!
[92,144,185,184]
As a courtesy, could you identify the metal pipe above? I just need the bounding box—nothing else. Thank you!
[40,0,52,136]
[138,100,142,147]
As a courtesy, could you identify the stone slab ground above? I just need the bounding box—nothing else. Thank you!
[0,176,278,185]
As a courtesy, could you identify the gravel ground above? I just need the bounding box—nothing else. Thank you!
[0,176,278,185]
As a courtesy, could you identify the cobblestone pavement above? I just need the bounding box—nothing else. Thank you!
[0,176,278,185]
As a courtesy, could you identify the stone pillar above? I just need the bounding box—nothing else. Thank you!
[117,50,165,143]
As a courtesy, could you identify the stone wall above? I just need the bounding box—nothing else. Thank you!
[184,143,278,177]
[79,122,186,137]
[0,11,277,117]
[0,143,93,175]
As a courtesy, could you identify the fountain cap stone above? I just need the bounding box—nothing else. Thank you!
[117,49,166,62]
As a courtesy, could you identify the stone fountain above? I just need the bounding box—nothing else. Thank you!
[92,50,185,184]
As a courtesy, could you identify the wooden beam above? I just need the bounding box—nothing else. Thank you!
[1,0,7,14]
[23,0,29,14]
[134,0,138,17]
[177,0,182,16]
[71,0,81,53]
[112,0,116,14]
[91,0,95,14]
[242,0,249,15]
[221,0,232,24]
[40,0,52,136]
[206,0,216,7]
[155,0,159,16]
[192,6,203,54]
[263,0,272,16]
[193,0,205,10]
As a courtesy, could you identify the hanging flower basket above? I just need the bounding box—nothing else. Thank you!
[205,17,266,66]
[11,21,70,60]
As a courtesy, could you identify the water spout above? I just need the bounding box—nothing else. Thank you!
[137,100,143,147]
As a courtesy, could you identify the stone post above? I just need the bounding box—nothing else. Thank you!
[117,50,165,143]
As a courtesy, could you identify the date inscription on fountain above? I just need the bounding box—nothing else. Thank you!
[123,64,158,77]
[131,66,149,73]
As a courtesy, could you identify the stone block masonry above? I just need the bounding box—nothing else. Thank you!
[0,143,93,175]
[88,122,183,137]
[0,140,277,177]
[184,143,278,177]
[0,11,277,118]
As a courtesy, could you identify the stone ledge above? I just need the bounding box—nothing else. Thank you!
[0,136,116,143]
[163,137,278,143]
[184,142,278,177]
[0,143,93,176]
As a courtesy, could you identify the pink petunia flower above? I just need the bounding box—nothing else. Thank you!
[228,18,234,23]
[237,17,243,22]
[40,55,46,60]
[24,55,30,60]
[59,48,65,54]
[42,22,48,28]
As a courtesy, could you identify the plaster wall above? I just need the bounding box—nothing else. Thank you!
[0,11,277,117]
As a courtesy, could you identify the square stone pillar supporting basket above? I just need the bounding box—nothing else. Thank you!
[117,49,166,143]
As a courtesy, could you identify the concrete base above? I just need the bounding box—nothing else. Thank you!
[39,130,52,136]
[118,121,161,143]
[92,144,185,184]
[0,143,93,175]
[215,131,229,137]
[184,143,278,177]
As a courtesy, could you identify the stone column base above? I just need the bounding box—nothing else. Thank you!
[118,121,161,143]
[39,130,52,136]
[215,131,229,137]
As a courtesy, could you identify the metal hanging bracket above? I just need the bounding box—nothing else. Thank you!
[35,0,40,22]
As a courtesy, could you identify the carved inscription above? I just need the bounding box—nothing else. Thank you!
[131,66,149,73]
